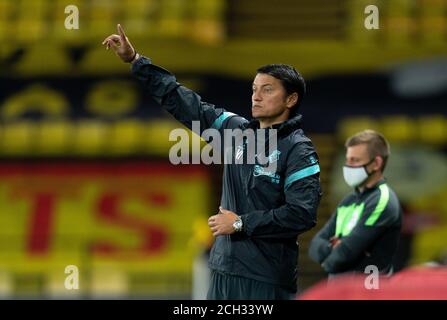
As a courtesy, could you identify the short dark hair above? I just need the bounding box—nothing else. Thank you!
[345,129,391,172]
[256,64,306,114]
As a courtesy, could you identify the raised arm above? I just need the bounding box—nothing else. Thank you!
[102,24,247,135]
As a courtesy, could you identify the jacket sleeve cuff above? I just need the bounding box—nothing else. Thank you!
[321,261,331,273]
[131,55,152,73]
[318,243,332,263]
[239,212,260,237]
[239,214,251,236]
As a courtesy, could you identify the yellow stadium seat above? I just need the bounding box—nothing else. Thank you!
[412,225,447,265]
[417,115,447,146]
[15,0,48,43]
[107,120,145,155]
[120,0,156,37]
[13,45,72,76]
[142,119,181,156]
[142,119,207,157]
[385,0,414,46]
[419,0,447,44]
[0,0,15,43]
[0,121,37,156]
[337,116,381,143]
[45,265,82,298]
[72,120,109,156]
[189,0,226,44]
[158,0,187,37]
[79,46,129,74]
[0,269,13,298]
[90,267,129,298]
[34,120,73,156]
[381,115,415,144]
[88,0,119,40]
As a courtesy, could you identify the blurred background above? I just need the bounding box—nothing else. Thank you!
[0,0,446,299]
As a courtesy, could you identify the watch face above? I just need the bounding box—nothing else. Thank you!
[233,219,242,231]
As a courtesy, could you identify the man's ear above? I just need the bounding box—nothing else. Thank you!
[373,156,383,172]
[286,93,298,109]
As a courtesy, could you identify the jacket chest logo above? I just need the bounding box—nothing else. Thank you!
[252,150,282,184]
[236,145,244,160]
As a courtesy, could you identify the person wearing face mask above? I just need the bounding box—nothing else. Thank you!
[308,129,402,277]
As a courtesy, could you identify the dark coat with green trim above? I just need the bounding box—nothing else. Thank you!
[132,56,322,292]
[309,179,402,275]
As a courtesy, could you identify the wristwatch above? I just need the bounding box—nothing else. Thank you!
[130,52,140,64]
[233,216,243,232]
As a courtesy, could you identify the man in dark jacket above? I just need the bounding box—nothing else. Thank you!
[103,24,322,299]
[309,130,402,277]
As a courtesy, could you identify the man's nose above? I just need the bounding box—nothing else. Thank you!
[252,92,261,101]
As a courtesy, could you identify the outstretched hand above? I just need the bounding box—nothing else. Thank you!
[102,24,137,63]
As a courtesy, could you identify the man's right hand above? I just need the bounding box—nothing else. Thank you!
[329,236,342,248]
[102,24,137,63]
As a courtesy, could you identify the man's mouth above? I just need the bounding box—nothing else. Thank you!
[252,105,262,109]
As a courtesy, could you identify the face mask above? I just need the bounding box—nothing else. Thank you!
[343,158,375,188]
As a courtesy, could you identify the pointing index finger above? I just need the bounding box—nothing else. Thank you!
[117,24,126,39]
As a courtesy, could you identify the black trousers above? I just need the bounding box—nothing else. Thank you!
[207,270,294,300]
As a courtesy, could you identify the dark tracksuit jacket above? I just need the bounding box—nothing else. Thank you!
[309,179,402,276]
[132,56,322,293]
